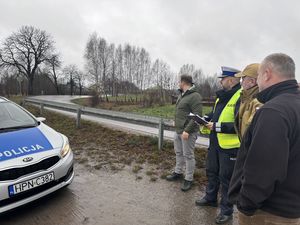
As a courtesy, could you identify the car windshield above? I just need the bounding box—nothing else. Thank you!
[0,101,37,130]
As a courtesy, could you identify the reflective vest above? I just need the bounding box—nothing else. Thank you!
[200,125,211,135]
[215,88,241,149]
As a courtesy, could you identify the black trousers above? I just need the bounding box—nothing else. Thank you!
[204,146,238,215]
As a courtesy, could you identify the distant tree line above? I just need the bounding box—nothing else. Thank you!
[179,64,219,99]
[0,25,219,102]
[0,26,88,96]
[84,32,176,102]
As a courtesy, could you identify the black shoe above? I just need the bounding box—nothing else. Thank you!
[181,179,193,192]
[166,172,183,181]
[215,213,233,224]
[195,197,218,207]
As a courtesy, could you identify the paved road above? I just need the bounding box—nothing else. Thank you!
[29,95,91,104]
[1,164,237,225]
[27,95,209,147]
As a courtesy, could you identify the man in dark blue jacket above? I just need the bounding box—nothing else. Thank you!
[195,67,241,224]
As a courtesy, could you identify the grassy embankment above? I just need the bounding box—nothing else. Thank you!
[72,96,212,119]
[9,97,208,186]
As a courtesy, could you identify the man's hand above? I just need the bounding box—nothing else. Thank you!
[182,131,189,140]
[206,122,214,131]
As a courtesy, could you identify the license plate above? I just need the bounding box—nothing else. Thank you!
[8,172,55,196]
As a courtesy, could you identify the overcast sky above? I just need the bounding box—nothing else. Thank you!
[0,0,299,79]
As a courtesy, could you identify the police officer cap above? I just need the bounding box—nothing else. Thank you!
[218,66,240,78]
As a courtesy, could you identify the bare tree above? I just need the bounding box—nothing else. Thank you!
[203,74,219,98]
[179,64,195,76]
[0,68,20,96]
[109,43,117,97]
[63,64,79,96]
[151,58,172,102]
[178,64,219,98]
[136,48,151,91]
[83,32,178,104]
[74,70,86,96]
[85,34,117,101]
[85,33,101,85]
[192,69,205,84]
[45,54,62,94]
[115,44,123,97]
[123,44,133,99]
[0,26,55,95]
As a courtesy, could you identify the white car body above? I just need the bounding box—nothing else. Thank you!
[0,97,74,213]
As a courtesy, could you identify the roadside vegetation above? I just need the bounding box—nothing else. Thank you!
[5,95,24,104]
[19,103,208,186]
[72,96,213,119]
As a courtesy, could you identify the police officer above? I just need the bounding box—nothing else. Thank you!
[195,67,241,224]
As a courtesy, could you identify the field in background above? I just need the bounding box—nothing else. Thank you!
[4,94,212,120]
[72,97,212,119]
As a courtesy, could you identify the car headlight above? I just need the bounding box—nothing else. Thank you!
[60,141,71,158]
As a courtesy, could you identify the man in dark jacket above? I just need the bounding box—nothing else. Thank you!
[229,53,300,225]
[166,75,202,192]
[195,67,241,224]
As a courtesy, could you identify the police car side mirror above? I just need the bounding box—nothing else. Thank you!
[36,117,46,123]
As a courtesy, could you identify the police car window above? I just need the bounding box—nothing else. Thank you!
[0,102,36,129]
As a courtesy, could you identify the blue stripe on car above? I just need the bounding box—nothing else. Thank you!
[0,127,53,162]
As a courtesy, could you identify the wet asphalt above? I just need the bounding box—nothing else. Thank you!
[0,164,237,225]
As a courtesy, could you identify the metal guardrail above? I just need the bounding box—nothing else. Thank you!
[23,98,175,150]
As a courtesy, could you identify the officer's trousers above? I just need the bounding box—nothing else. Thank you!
[204,146,238,215]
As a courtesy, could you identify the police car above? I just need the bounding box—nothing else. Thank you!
[0,97,74,213]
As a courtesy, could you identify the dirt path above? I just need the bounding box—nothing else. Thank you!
[1,164,236,225]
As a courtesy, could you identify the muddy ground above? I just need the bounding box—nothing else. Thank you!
[24,106,208,185]
[1,164,237,225]
[1,106,237,225]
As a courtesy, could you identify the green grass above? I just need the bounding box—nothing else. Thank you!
[72,97,212,119]
[72,98,90,107]
[133,104,176,119]
[132,104,212,119]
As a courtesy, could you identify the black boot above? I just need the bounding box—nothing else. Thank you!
[181,179,193,192]
[215,213,233,224]
[195,197,218,207]
[166,172,183,181]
